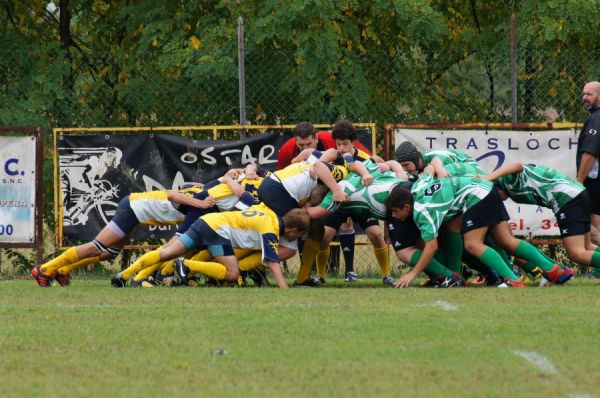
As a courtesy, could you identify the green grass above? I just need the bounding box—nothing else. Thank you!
[1,279,600,398]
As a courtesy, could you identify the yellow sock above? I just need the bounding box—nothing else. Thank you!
[296,239,320,283]
[160,260,175,275]
[57,256,100,275]
[184,260,227,280]
[134,261,163,282]
[234,248,254,259]
[238,252,262,271]
[121,250,161,280]
[316,248,330,278]
[374,245,390,276]
[40,247,80,274]
[190,249,213,262]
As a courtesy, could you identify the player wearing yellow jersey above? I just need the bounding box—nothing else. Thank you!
[123,164,268,286]
[32,187,216,287]
[112,203,310,288]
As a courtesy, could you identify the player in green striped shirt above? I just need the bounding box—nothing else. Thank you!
[386,165,569,288]
[486,161,599,279]
[395,141,484,178]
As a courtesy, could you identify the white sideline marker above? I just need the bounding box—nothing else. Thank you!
[512,350,557,375]
[433,300,458,311]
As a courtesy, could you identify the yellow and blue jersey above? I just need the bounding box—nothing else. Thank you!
[129,186,203,225]
[271,156,320,206]
[198,176,263,211]
[201,203,282,264]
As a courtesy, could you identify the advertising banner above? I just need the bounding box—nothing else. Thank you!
[394,129,579,236]
[0,136,37,243]
[58,132,290,241]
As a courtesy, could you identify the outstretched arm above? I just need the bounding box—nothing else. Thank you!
[429,157,451,179]
[349,161,373,186]
[385,160,409,179]
[291,148,316,164]
[167,192,216,209]
[484,161,523,182]
[221,176,246,198]
[313,161,348,203]
[267,261,288,288]
[395,238,438,288]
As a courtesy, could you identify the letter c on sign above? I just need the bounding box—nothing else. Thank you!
[4,158,19,176]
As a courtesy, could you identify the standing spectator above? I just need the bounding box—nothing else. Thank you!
[277,121,373,170]
[576,81,600,249]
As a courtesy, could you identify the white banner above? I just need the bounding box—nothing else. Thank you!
[0,136,37,243]
[394,129,579,236]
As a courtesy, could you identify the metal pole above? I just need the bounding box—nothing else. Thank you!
[237,16,247,139]
[510,11,518,123]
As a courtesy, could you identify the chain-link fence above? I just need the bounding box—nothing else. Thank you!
[1,42,598,278]
[2,47,598,130]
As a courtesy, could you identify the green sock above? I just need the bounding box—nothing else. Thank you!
[411,250,453,279]
[484,236,513,267]
[514,241,555,271]
[480,248,519,280]
[591,251,600,269]
[444,231,464,274]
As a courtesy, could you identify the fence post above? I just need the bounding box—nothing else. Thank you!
[237,16,247,139]
[510,11,518,123]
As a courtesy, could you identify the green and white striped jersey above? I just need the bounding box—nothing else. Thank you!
[444,162,487,177]
[422,149,480,168]
[411,173,492,241]
[497,164,584,214]
[320,173,406,219]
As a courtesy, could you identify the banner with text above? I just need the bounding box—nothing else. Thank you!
[0,136,37,243]
[394,129,579,236]
[58,132,290,242]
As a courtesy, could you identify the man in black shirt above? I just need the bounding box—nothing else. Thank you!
[576,81,600,246]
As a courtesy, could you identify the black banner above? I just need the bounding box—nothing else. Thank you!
[58,129,373,243]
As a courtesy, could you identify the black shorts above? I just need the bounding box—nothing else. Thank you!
[258,176,298,217]
[324,209,380,231]
[462,190,510,233]
[110,196,140,235]
[179,219,232,257]
[584,178,600,215]
[387,217,420,251]
[555,190,591,238]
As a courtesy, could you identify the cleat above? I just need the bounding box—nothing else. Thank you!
[528,266,544,280]
[248,268,270,287]
[344,271,360,282]
[382,275,395,287]
[312,276,326,285]
[292,278,321,287]
[153,271,174,286]
[174,258,190,286]
[543,264,566,284]
[141,280,155,288]
[110,273,127,288]
[421,278,437,287]
[32,266,55,287]
[555,267,574,285]
[498,277,526,288]
[54,272,71,287]
[129,278,144,287]
[433,272,463,288]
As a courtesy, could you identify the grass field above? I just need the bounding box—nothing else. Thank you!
[1,278,599,398]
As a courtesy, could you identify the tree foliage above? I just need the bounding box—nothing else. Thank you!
[1,0,598,128]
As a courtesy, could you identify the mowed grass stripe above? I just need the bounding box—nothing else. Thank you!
[1,280,599,398]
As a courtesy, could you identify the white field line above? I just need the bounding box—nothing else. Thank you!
[432,300,458,311]
[512,350,557,375]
